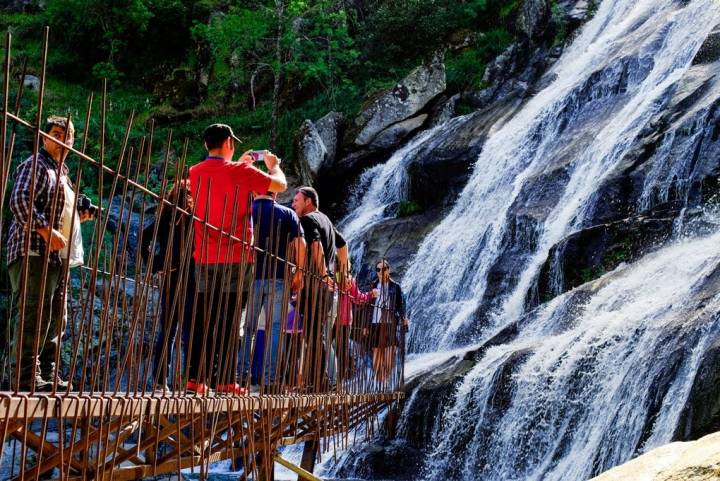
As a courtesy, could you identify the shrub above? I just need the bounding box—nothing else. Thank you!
[398,200,422,218]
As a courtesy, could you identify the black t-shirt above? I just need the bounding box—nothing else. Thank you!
[300,210,346,275]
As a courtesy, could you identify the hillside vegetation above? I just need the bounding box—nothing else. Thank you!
[3,0,521,171]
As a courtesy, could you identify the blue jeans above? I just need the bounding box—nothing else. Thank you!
[241,279,287,384]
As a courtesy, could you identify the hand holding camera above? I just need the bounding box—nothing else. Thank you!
[260,150,280,171]
[77,195,99,221]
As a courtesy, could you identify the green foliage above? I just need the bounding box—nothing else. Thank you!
[359,0,516,67]
[282,0,359,101]
[191,6,271,102]
[44,0,152,83]
[447,49,486,91]
[397,200,422,218]
[550,0,568,45]
[446,28,512,91]
[2,0,527,199]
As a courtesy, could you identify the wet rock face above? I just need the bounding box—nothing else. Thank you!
[405,96,525,212]
[675,338,720,441]
[692,24,720,65]
[354,208,443,287]
[334,323,521,480]
[293,119,327,183]
[353,53,446,147]
[535,215,675,304]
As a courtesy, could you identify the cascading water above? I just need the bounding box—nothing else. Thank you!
[340,127,433,265]
[340,121,462,267]
[334,0,720,479]
[344,0,720,352]
[422,227,720,481]
[406,0,720,351]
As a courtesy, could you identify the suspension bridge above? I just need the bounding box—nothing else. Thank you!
[0,29,405,480]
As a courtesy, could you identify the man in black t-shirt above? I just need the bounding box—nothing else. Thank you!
[291,187,348,279]
[291,186,349,390]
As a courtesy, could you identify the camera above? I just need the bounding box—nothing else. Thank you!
[250,150,265,162]
[77,195,99,216]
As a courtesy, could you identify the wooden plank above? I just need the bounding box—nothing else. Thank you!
[0,392,403,419]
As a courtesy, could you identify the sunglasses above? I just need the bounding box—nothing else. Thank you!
[376,266,389,272]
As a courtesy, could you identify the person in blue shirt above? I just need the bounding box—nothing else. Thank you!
[242,192,305,390]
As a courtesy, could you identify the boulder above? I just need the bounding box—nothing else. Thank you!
[353,53,446,146]
[314,111,344,166]
[428,94,460,127]
[516,0,551,39]
[290,120,325,186]
[22,74,40,91]
[591,432,720,481]
[692,23,720,65]
[369,114,428,150]
[296,120,327,176]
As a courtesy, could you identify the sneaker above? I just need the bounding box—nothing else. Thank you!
[154,383,171,394]
[42,364,72,391]
[18,373,51,392]
[216,383,248,395]
[49,377,72,391]
[186,379,209,395]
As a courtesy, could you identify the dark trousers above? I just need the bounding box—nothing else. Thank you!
[299,282,332,391]
[152,269,195,387]
[188,262,251,387]
[6,257,65,389]
[334,325,351,381]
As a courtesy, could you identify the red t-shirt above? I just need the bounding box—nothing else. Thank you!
[189,157,272,264]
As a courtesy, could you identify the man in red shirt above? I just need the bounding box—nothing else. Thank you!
[187,123,286,395]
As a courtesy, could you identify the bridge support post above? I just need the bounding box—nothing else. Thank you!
[299,439,318,479]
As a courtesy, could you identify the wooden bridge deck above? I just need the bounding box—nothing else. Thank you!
[1,391,403,480]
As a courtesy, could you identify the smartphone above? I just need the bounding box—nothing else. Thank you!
[250,150,265,162]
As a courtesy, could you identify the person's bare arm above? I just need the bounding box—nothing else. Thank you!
[310,240,326,277]
[238,149,287,193]
[264,152,287,193]
[336,243,349,279]
[289,236,306,291]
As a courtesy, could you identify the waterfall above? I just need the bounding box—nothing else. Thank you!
[340,121,463,268]
[422,228,720,481]
[395,0,720,351]
[334,0,720,479]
